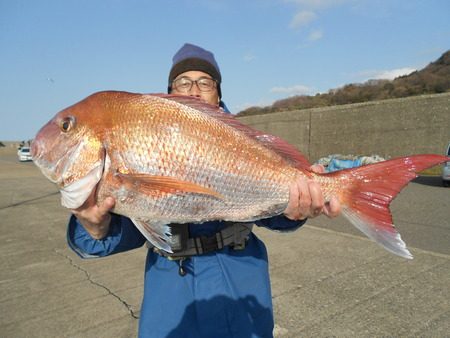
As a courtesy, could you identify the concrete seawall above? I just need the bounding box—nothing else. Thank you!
[237,93,450,162]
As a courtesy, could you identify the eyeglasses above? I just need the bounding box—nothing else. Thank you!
[172,76,217,93]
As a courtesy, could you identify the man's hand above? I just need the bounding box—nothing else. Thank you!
[283,164,341,221]
[71,190,116,240]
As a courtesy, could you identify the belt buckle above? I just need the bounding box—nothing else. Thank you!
[153,247,186,261]
[232,242,246,251]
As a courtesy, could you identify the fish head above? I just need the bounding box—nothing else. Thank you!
[32,94,107,209]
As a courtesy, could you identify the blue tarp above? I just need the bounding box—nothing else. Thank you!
[317,154,385,173]
[326,158,363,172]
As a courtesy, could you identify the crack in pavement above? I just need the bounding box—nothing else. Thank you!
[54,249,139,319]
[0,191,60,210]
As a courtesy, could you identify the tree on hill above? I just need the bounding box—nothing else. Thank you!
[237,50,450,117]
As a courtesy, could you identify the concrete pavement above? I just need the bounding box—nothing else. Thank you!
[1,147,449,337]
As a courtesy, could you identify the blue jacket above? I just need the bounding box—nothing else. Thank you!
[67,100,306,337]
[68,215,304,338]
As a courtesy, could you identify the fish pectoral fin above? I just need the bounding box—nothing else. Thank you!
[116,173,223,199]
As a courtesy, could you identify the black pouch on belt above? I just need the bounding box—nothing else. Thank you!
[168,224,189,252]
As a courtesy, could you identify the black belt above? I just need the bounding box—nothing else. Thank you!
[152,222,253,259]
[151,222,253,277]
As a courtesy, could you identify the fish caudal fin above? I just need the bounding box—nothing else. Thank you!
[341,206,412,259]
[329,154,449,259]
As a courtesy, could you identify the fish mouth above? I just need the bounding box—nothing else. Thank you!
[32,136,106,208]
[33,137,102,184]
[31,137,67,184]
[33,153,104,208]
[32,155,64,185]
[33,149,76,186]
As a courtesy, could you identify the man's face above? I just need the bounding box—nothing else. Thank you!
[171,70,220,106]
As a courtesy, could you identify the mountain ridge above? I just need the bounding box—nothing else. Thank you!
[237,50,450,117]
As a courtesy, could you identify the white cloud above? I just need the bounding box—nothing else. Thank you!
[290,10,317,29]
[286,0,355,31]
[284,0,353,10]
[233,84,315,112]
[234,99,276,112]
[373,67,416,80]
[308,29,323,41]
[270,84,313,95]
[243,53,256,62]
[357,67,416,81]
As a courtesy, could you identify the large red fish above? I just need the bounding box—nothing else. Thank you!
[31,91,448,258]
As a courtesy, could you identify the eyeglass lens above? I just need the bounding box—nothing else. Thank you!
[173,77,216,92]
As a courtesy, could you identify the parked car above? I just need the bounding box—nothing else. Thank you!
[442,142,450,187]
[18,146,32,162]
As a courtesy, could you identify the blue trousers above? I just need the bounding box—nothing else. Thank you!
[139,234,274,338]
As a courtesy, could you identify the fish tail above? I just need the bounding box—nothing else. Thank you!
[326,154,449,259]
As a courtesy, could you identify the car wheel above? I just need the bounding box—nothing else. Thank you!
[443,180,450,187]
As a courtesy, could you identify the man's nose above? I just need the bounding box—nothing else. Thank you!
[188,81,201,96]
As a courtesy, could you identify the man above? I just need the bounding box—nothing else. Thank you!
[68,43,340,337]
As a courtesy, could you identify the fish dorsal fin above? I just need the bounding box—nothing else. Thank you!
[115,172,223,199]
[149,94,312,169]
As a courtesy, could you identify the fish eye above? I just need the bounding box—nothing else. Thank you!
[60,116,76,132]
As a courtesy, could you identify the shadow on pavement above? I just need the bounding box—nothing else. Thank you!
[413,175,446,187]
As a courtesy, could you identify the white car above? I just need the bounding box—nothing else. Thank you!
[18,146,32,162]
[442,142,450,187]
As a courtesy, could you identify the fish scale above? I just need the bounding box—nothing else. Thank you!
[95,95,294,226]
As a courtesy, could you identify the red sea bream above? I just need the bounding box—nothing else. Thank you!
[31,91,449,257]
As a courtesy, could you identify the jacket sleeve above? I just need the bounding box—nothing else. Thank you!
[255,214,306,232]
[67,213,146,258]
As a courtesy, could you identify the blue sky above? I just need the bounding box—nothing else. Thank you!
[1,0,449,141]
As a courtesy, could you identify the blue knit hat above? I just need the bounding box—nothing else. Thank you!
[168,43,222,98]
